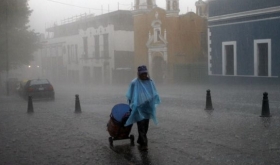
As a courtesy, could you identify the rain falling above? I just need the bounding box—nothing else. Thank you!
[0,0,280,164]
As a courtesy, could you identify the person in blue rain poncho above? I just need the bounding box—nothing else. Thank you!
[125,65,161,151]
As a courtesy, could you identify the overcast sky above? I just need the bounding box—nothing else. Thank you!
[28,0,198,33]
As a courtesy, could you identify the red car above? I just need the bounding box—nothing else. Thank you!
[22,79,55,100]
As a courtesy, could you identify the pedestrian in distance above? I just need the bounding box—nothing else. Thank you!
[125,65,161,151]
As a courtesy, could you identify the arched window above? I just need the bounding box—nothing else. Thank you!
[135,0,140,9]
[173,1,177,10]
[167,1,170,10]
[155,29,161,42]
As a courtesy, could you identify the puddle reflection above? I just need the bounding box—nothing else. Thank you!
[261,117,271,128]
[110,144,153,165]
[204,109,214,116]
[138,146,152,165]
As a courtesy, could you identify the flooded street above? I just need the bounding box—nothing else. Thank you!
[1,0,280,164]
[0,83,280,165]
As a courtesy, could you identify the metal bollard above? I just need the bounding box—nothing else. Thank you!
[260,92,271,117]
[205,89,214,110]
[27,96,34,113]
[75,94,82,113]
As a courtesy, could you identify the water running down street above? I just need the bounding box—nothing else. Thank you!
[0,83,280,165]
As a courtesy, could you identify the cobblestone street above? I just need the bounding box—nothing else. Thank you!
[0,83,280,165]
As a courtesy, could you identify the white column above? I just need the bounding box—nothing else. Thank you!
[148,50,153,78]
[164,51,167,62]
[208,28,212,75]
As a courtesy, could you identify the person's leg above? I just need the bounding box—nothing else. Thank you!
[137,119,150,147]
[143,119,149,145]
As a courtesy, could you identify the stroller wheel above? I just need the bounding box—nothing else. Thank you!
[109,137,113,147]
[129,134,135,146]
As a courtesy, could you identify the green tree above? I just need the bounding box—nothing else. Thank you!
[0,0,39,72]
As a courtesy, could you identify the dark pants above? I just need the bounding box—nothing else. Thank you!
[137,119,150,146]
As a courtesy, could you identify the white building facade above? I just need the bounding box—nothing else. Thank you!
[40,10,134,86]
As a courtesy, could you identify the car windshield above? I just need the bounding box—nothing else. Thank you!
[30,79,50,85]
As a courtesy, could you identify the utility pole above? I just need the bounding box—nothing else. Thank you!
[101,5,103,14]
[6,0,9,96]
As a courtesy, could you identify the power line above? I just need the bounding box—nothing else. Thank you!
[45,0,133,12]
[42,0,133,27]
[46,0,103,11]
[118,3,133,6]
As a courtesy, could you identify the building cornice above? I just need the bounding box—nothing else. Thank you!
[209,6,280,22]
[132,9,152,16]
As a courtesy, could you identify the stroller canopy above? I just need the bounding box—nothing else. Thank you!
[111,103,130,122]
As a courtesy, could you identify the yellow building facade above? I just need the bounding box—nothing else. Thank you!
[133,0,207,84]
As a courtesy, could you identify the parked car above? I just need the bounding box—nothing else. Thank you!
[22,79,55,100]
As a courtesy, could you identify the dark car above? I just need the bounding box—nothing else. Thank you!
[22,79,55,100]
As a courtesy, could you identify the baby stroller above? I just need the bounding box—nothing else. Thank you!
[107,103,134,147]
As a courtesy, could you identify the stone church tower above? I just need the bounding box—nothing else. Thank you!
[133,0,207,84]
[166,0,180,17]
[134,0,156,10]
[195,0,208,18]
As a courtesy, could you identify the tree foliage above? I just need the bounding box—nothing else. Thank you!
[0,0,40,72]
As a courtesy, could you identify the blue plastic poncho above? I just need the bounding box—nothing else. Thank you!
[125,78,161,126]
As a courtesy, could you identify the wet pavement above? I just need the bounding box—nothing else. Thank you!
[0,83,280,165]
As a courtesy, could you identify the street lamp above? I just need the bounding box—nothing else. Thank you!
[28,65,41,79]
[6,0,9,96]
